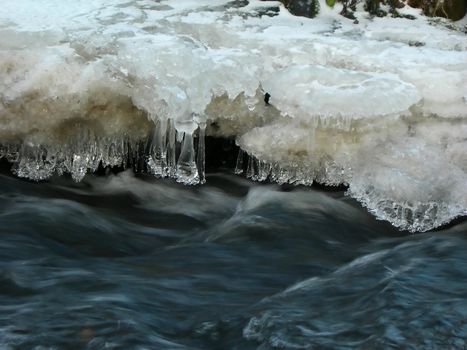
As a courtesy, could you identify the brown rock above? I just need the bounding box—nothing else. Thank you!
[408,0,467,21]
[407,0,422,8]
[436,0,467,20]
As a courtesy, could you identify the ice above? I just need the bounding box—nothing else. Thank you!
[262,65,421,119]
[147,118,169,178]
[234,149,245,176]
[0,0,466,231]
[176,132,199,185]
[196,123,206,184]
[238,116,467,231]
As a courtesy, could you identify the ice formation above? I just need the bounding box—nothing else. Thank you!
[0,0,466,231]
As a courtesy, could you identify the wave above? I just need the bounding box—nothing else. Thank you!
[243,232,467,349]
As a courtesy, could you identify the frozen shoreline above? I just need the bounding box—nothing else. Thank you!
[0,0,466,231]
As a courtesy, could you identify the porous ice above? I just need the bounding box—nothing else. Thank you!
[0,0,466,231]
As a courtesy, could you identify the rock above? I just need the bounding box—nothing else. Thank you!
[271,0,466,20]
[436,0,467,20]
[408,0,467,21]
[268,0,321,18]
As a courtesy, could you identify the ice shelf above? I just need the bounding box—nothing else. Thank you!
[0,0,466,231]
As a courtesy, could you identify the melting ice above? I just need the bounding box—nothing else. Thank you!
[0,0,466,232]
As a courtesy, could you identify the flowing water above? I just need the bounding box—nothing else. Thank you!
[0,169,466,349]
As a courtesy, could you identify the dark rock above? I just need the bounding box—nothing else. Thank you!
[408,40,426,46]
[397,12,417,19]
[264,92,271,105]
[341,0,358,19]
[252,5,281,18]
[266,0,321,18]
[341,9,357,19]
[267,0,466,20]
[408,0,423,6]
[388,0,406,9]
[365,0,390,16]
[226,0,249,8]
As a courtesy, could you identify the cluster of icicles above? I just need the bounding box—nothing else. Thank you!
[0,118,349,187]
[0,119,206,185]
[235,150,346,187]
[235,151,455,234]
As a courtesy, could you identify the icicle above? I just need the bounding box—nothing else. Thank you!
[107,141,120,167]
[257,160,271,182]
[121,138,129,169]
[58,146,71,176]
[147,118,168,177]
[14,144,55,181]
[246,155,259,181]
[165,119,176,177]
[71,153,87,182]
[0,144,19,163]
[269,163,281,184]
[196,122,206,184]
[235,149,244,175]
[176,131,199,185]
[88,139,100,172]
[176,129,184,143]
[311,116,319,129]
[344,115,352,131]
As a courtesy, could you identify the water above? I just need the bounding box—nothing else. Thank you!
[0,170,466,349]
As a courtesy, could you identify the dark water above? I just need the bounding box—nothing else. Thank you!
[0,170,466,350]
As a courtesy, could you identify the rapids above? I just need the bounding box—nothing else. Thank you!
[0,170,466,349]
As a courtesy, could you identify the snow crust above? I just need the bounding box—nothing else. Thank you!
[0,0,466,231]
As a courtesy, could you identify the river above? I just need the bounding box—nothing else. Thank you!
[0,169,466,349]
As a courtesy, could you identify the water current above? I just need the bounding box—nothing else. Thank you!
[0,169,466,349]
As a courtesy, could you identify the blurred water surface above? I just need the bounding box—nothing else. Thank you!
[0,170,466,349]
